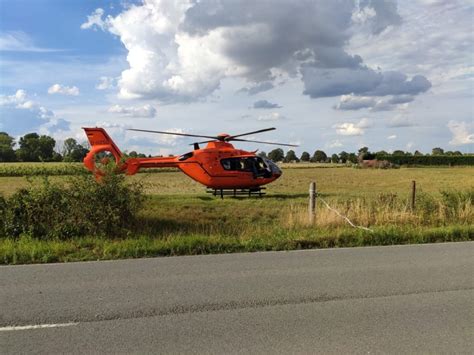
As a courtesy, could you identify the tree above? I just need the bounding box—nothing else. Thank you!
[347,153,358,164]
[257,151,268,159]
[432,147,444,155]
[62,138,88,162]
[300,151,310,162]
[331,153,339,163]
[339,151,349,163]
[268,148,284,162]
[0,132,16,162]
[311,150,327,163]
[284,150,299,163]
[393,150,405,155]
[414,150,423,156]
[16,133,57,162]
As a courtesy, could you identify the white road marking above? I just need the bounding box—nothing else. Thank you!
[0,322,78,332]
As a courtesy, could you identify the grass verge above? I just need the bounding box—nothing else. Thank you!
[1,225,472,265]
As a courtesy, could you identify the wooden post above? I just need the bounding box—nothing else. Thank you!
[411,180,416,211]
[309,181,317,223]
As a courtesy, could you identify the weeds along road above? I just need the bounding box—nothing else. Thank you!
[1,242,473,354]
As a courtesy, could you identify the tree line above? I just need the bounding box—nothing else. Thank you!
[1,131,471,165]
[0,132,154,162]
[259,146,472,165]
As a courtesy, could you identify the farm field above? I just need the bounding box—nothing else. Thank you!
[0,164,473,264]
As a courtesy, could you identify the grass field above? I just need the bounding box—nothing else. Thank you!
[1,164,473,264]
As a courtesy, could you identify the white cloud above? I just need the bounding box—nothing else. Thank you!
[334,117,371,136]
[257,112,283,121]
[334,93,414,111]
[447,120,474,146]
[81,1,429,103]
[387,134,397,140]
[48,84,80,96]
[0,89,70,135]
[96,76,115,90]
[80,8,107,31]
[107,104,157,118]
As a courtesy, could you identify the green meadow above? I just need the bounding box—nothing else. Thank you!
[0,164,473,264]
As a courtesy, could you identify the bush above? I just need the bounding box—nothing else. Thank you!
[378,155,474,166]
[0,173,145,239]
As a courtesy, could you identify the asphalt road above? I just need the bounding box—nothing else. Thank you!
[1,242,473,354]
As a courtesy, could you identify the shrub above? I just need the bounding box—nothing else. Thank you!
[0,173,145,239]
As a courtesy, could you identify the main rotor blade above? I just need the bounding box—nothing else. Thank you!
[231,138,299,147]
[189,140,216,145]
[127,128,217,140]
[225,127,276,140]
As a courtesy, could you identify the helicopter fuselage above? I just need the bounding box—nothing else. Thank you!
[83,128,282,189]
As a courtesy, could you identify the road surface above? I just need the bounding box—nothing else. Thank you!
[1,242,473,354]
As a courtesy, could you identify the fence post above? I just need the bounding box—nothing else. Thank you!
[309,181,317,223]
[411,180,416,211]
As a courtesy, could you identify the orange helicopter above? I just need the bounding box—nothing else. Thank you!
[83,127,297,196]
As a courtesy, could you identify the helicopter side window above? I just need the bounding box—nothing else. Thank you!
[178,152,193,161]
[220,158,252,171]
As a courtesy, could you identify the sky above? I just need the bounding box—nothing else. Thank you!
[0,0,473,156]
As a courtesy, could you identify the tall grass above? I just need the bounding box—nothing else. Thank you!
[284,190,473,229]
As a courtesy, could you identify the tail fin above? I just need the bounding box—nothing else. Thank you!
[83,127,123,174]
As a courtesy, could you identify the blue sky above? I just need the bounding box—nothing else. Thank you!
[1,0,473,156]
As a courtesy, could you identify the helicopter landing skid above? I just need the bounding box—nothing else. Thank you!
[206,187,266,199]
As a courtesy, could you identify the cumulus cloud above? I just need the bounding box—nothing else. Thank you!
[48,84,80,96]
[253,100,281,109]
[80,8,107,31]
[447,120,474,146]
[334,117,371,136]
[107,104,157,118]
[302,68,431,99]
[0,89,70,135]
[334,93,415,111]
[387,134,397,140]
[81,0,429,103]
[238,81,275,95]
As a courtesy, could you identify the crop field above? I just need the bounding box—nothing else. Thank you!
[0,164,473,264]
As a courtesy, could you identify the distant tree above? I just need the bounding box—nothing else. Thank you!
[257,151,268,159]
[414,150,424,156]
[339,151,349,163]
[16,133,56,162]
[347,153,358,164]
[62,138,88,162]
[268,148,284,162]
[311,150,327,163]
[357,146,375,161]
[284,150,299,163]
[300,151,310,162]
[393,150,405,156]
[432,147,444,155]
[0,132,16,162]
[128,151,138,158]
[331,153,339,163]
[453,151,463,156]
